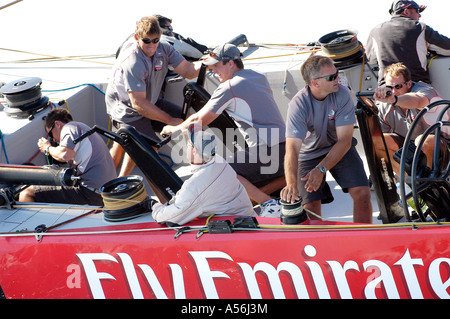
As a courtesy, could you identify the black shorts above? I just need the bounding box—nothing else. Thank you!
[387,132,449,170]
[111,98,182,140]
[298,145,369,205]
[229,142,286,185]
[34,185,104,206]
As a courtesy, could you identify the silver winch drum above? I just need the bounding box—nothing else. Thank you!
[100,175,151,222]
[318,29,364,68]
[0,77,50,118]
[280,197,307,224]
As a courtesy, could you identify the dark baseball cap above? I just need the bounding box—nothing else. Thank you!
[389,0,426,15]
[203,43,242,66]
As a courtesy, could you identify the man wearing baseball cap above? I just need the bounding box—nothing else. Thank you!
[162,43,287,216]
[152,123,253,225]
[367,0,450,85]
[388,0,426,15]
[202,43,242,66]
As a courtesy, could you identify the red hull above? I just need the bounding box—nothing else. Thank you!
[1,218,449,299]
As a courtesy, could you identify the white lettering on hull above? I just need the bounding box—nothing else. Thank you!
[75,246,450,299]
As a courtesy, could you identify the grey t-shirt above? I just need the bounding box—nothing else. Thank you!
[377,81,441,140]
[60,121,117,189]
[105,39,185,123]
[203,69,286,147]
[286,85,356,161]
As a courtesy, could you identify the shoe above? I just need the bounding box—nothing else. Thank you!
[407,197,427,212]
[258,198,282,217]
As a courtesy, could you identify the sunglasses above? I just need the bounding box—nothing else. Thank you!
[47,122,55,139]
[208,50,226,61]
[386,81,409,90]
[141,37,160,44]
[315,70,339,82]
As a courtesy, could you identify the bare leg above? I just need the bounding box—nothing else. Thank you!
[416,134,436,169]
[18,187,36,202]
[237,175,271,204]
[110,142,124,170]
[118,153,136,177]
[304,200,321,220]
[348,186,372,223]
[379,134,402,175]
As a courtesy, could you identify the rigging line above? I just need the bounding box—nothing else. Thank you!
[0,224,206,238]
[42,83,105,95]
[0,0,22,11]
[258,221,450,230]
[0,48,113,66]
[242,49,321,62]
[1,220,448,239]
[11,204,103,210]
[1,54,114,64]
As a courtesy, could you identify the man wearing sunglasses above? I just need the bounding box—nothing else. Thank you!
[19,108,117,206]
[374,62,447,174]
[281,55,373,224]
[366,0,450,85]
[105,16,202,179]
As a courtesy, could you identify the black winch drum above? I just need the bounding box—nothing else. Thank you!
[280,197,307,224]
[0,77,50,118]
[100,175,150,222]
[318,29,364,67]
[0,164,77,187]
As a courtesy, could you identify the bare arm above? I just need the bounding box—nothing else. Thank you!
[280,137,302,203]
[374,87,430,109]
[127,61,202,125]
[301,124,354,193]
[317,124,354,172]
[128,91,182,125]
[161,105,219,136]
[37,137,75,162]
[173,60,203,80]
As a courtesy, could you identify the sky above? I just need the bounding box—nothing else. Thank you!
[0,0,448,58]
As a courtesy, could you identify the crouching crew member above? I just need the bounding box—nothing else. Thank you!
[152,124,254,225]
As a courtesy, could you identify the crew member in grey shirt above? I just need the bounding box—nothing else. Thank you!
[19,108,117,206]
[161,43,286,215]
[105,16,202,178]
[281,55,372,223]
[373,62,447,173]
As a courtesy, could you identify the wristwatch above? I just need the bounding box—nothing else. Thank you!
[316,165,327,174]
[44,146,50,156]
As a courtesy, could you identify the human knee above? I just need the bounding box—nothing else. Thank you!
[19,187,35,202]
[349,186,371,202]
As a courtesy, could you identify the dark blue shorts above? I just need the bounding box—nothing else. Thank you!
[298,145,369,205]
[229,142,286,185]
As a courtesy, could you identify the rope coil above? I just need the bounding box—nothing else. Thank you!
[101,185,147,211]
[100,175,151,222]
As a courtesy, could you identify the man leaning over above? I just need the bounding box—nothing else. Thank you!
[105,16,202,180]
[281,55,372,223]
[162,44,286,216]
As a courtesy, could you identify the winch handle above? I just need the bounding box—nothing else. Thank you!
[158,130,182,148]
[73,125,126,145]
